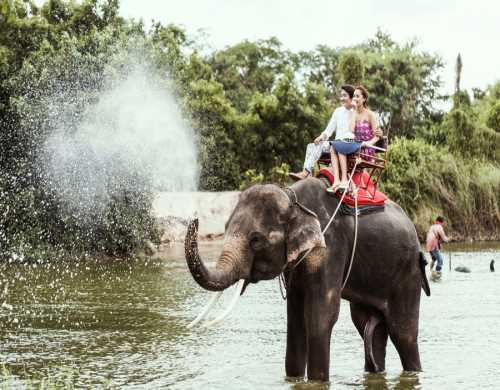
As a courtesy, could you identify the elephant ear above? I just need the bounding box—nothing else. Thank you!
[286,210,326,271]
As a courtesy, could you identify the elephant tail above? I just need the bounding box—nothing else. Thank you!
[419,251,431,297]
[363,314,383,372]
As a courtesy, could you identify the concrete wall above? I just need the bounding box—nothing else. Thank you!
[153,192,240,241]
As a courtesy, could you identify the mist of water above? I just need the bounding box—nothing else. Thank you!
[43,62,198,215]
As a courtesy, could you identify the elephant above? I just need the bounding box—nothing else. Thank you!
[185,177,430,382]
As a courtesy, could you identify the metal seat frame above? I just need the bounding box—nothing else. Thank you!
[315,135,389,198]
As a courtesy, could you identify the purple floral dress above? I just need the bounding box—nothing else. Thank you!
[354,120,375,159]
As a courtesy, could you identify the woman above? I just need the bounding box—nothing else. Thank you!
[327,85,380,193]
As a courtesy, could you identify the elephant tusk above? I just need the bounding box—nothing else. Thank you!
[187,291,223,329]
[201,279,245,328]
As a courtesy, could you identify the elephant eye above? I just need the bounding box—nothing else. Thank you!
[249,231,269,251]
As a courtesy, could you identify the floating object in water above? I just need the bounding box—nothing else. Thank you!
[454,266,471,273]
[490,260,495,272]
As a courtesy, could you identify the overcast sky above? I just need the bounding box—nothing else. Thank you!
[120,0,499,97]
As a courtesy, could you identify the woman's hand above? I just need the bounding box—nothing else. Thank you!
[374,128,383,137]
[314,135,324,145]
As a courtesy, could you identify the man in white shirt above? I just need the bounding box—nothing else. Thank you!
[289,85,355,181]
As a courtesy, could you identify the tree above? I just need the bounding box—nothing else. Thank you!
[453,53,462,107]
[0,0,160,259]
[208,38,293,112]
[445,108,476,156]
[486,101,500,132]
[300,31,444,138]
[337,51,364,86]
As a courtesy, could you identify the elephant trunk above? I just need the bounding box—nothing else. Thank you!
[185,219,244,291]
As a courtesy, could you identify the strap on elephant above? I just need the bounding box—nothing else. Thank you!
[282,187,319,219]
[279,160,360,299]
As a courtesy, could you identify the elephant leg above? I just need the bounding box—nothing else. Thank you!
[304,287,340,381]
[285,286,307,378]
[386,301,422,371]
[388,325,421,371]
[350,302,388,372]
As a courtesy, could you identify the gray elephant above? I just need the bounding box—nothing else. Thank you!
[185,178,430,382]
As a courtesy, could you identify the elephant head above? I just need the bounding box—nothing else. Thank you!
[185,184,327,293]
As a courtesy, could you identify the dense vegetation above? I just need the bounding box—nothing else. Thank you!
[1,0,499,260]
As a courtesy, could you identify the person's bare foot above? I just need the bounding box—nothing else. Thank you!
[288,170,310,181]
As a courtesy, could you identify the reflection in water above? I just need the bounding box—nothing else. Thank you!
[358,371,421,390]
[0,242,499,389]
[288,377,331,390]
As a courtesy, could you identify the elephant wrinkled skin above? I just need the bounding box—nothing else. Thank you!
[185,177,430,382]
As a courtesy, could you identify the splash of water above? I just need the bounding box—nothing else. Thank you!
[44,63,198,214]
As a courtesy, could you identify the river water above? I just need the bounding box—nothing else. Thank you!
[1,242,499,389]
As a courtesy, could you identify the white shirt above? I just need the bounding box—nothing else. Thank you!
[321,106,354,140]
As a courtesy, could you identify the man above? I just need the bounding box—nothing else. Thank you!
[426,216,449,272]
[289,85,356,181]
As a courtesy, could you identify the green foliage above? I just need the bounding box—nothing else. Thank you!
[382,138,499,239]
[0,1,160,259]
[472,87,486,100]
[1,0,499,258]
[445,108,476,156]
[239,169,265,190]
[441,92,500,163]
[208,38,293,112]
[239,163,290,190]
[453,90,471,108]
[486,101,500,132]
[268,162,291,185]
[337,51,364,86]
[300,30,445,137]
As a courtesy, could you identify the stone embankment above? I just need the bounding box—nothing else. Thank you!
[153,192,239,250]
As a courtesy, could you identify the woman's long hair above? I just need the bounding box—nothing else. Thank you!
[355,85,369,108]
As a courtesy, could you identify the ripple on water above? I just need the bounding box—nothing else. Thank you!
[0,244,499,389]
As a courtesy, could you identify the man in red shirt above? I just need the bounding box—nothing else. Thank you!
[426,216,449,272]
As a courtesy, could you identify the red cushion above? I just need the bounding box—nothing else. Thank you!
[317,168,387,206]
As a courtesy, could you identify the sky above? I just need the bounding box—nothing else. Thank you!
[120,0,499,97]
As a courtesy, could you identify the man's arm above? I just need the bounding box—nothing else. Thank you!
[437,225,449,243]
[315,109,337,143]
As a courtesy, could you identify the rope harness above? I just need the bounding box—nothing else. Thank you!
[279,160,361,299]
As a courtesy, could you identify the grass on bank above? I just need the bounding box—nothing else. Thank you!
[382,138,500,240]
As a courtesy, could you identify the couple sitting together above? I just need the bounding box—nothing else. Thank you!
[289,84,383,193]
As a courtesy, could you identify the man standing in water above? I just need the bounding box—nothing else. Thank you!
[426,216,449,272]
[289,85,356,180]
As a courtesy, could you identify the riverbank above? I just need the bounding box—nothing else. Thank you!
[152,191,239,255]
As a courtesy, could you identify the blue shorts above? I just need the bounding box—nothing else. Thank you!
[330,140,362,155]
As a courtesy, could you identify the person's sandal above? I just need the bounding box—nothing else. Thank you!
[337,181,349,193]
[288,170,310,181]
[326,182,341,194]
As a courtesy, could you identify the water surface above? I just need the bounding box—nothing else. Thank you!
[1,242,499,389]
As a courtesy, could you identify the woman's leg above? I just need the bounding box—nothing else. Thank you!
[338,153,348,183]
[330,147,340,186]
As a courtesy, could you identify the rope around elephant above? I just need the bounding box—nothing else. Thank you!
[279,159,361,299]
